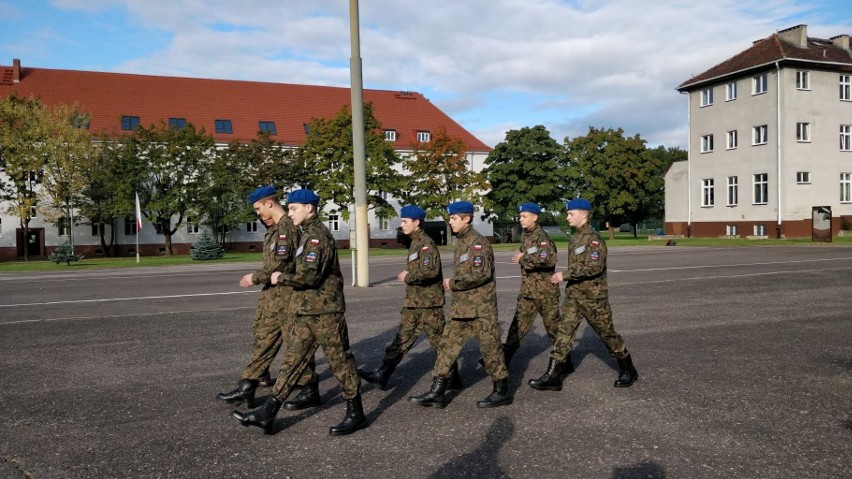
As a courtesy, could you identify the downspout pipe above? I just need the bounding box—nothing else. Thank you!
[775,61,782,238]
[684,90,692,237]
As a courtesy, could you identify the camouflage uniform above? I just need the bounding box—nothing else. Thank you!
[550,222,628,361]
[433,224,508,381]
[242,215,315,386]
[384,228,445,365]
[504,223,561,351]
[271,214,361,401]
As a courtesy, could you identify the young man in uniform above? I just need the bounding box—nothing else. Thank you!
[409,201,511,408]
[531,198,638,391]
[358,205,462,390]
[216,185,317,408]
[230,189,367,436]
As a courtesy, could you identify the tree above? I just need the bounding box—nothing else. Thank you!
[48,241,84,265]
[563,127,662,239]
[483,125,566,223]
[76,135,122,256]
[401,126,490,228]
[113,121,214,255]
[296,103,405,221]
[190,230,225,260]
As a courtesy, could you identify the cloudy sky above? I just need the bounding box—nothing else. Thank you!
[2,0,850,149]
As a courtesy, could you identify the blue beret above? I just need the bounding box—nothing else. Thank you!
[287,188,320,205]
[447,201,474,215]
[518,202,541,214]
[565,198,592,211]
[400,205,426,221]
[248,185,277,204]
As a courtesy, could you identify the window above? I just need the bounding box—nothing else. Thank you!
[246,220,258,233]
[726,225,738,236]
[125,218,137,235]
[701,134,714,153]
[796,71,810,90]
[186,217,200,234]
[29,206,37,218]
[58,217,70,237]
[121,115,140,131]
[796,171,811,184]
[726,81,737,101]
[328,214,339,232]
[753,173,768,204]
[752,74,768,95]
[727,130,738,149]
[753,225,766,236]
[753,125,768,145]
[91,223,103,236]
[378,191,388,200]
[841,173,852,202]
[841,125,852,151]
[384,130,397,141]
[379,218,390,230]
[727,176,738,206]
[168,117,187,129]
[214,119,233,134]
[258,121,276,135]
[796,122,811,142]
[701,179,715,207]
[303,123,311,134]
[840,75,850,101]
[701,88,714,106]
[416,131,431,142]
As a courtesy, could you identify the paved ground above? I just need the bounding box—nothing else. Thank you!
[1,244,850,478]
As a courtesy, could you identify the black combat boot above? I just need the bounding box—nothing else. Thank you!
[230,396,282,434]
[408,376,448,408]
[257,370,275,387]
[476,379,513,408]
[216,379,258,406]
[614,354,638,387]
[358,362,396,390]
[447,362,464,391]
[329,394,369,436]
[283,382,322,411]
[528,358,566,391]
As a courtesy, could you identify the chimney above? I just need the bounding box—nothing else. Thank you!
[830,34,850,51]
[12,58,20,83]
[778,24,808,48]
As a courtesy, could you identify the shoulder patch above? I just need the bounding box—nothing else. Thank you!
[591,240,600,247]
[473,244,482,250]
[279,234,286,240]
[540,241,548,246]
[310,238,320,245]
[421,245,430,251]
[305,251,318,263]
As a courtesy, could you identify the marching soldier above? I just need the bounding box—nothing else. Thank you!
[216,185,317,409]
[409,201,511,408]
[358,205,462,390]
[230,189,367,435]
[530,198,638,391]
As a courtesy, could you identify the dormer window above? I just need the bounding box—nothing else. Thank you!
[384,130,397,141]
[121,115,140,131]
[169,117,187,129]
[215,119,233,134]
[259,121,277,135]
[416,130,431,142]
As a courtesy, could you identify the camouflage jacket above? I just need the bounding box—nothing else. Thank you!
[564,222,608,299]
[252,214,300,287]
[448,224,497,319]
[517,223,559,299]
[402,228,444,308]
[278,215,346,315]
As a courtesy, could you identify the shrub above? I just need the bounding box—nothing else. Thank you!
[48,241,84,265]
[190,230,225,260]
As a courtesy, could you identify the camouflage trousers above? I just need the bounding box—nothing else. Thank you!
[550,295,628,361]
[272,313,361,401]
[241,287,316,386]
[433,316,508,381]
[383,307,445,366]
[504,294,561,350]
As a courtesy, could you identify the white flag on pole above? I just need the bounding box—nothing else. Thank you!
[135,192,143,231]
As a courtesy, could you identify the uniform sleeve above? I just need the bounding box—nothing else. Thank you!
[568,235,606,280]
[251,233,274,284]
[519,234,558,272]
[451,243,493,291]
[278,237,327,289]
[405,244,441,285]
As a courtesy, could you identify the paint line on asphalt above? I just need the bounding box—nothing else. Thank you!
[0,290,257,308]
[0,306,254,326]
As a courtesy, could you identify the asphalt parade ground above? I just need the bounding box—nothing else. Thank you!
[1,244,850,478]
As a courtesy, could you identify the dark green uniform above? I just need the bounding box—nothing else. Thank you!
[242,215,314,386]
[384,228,445,365]
[550,222,628,361]
[504,223,561,351]
[433,224,508,381]
[271,214,360,401]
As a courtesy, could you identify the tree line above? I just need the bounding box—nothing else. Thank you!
[0,94,685,259]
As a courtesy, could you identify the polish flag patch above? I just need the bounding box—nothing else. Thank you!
[591,240,600,246]
[422,246,430,251]
[310,239,320,245]
[473,244,482,250]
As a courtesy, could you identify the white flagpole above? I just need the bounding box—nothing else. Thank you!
[135,192,142,264]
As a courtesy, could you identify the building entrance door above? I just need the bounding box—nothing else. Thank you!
[16,228,43,257]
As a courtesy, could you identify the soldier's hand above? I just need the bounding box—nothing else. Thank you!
[397,271,408,282]
[511,252,523,263]
[271,272,282,285]
[550,272,563,284]
[443,278,451,290]
[239,273,254,288]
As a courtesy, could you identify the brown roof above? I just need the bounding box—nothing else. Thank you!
[0,60,491,152]
[678,26,852,91]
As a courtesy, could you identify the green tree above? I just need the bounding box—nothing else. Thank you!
[76,135,122,256]
[483,125,566,223]
[113,121,215,255]
[401,126,490,227]
[564,127,662,239]
[296,103,405,220]
[190,230,225,260]
[48,241,84,265]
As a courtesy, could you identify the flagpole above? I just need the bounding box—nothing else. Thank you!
[135,192,142,264]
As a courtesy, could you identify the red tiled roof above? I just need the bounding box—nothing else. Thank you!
[0,61,491,152]
[678,27,852,91]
